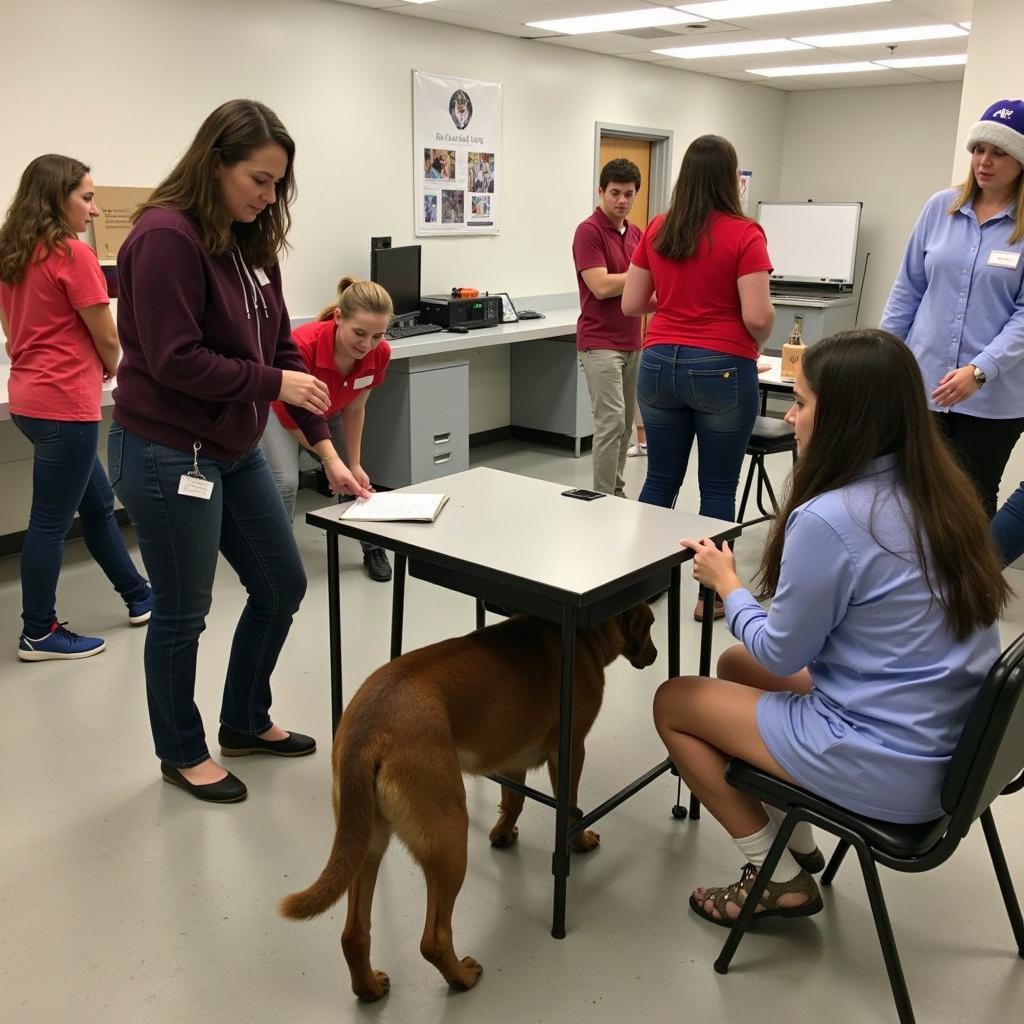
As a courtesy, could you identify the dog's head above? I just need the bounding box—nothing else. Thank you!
[618,603,657,669]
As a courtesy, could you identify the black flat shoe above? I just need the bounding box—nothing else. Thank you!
[792,846,826,874]
[218,724,317,758]
[160,762,247,803]
[363,547,392,583]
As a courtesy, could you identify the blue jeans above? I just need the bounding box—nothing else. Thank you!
[637,345,759,522]
[992,481,1024,566]
[12,415,149,637]
[108,422,307,767]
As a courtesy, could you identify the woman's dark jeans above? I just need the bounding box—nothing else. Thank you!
[637,345,759,522]
[13,414,149,636]
[108,422,307,767]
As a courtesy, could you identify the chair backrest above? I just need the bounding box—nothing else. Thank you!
[941,630,1024,832]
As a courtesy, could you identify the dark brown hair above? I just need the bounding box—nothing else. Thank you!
[134,99,295,267]
[316,276,393,322]
[756,329,1009,640]
[0,154,89,284]
[599,158,641,191]
[655,134,746,261]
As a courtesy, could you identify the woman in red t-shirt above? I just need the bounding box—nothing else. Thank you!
[623,135,774,620]
[0,155,151,660]
[259,276,394,581]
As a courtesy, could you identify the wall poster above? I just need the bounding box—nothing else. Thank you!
[413,70,501,236]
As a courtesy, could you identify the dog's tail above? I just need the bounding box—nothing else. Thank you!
[279,742,376,920]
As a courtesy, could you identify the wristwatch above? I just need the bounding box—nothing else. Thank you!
[971,365,987,388]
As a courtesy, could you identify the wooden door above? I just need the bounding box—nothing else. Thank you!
[598,135,651,228]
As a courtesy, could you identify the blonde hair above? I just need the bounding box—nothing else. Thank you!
[317,275,393,322]
[948,159,1024,244]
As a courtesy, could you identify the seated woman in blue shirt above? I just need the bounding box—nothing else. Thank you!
[654,329,1008,927]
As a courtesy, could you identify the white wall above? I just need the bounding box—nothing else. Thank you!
[1,0,787,321]
[778,82,963,328]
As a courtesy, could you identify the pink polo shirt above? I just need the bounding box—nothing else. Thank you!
[0,239,109,420]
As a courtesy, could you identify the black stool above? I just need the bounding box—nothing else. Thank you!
[736,416,796,527]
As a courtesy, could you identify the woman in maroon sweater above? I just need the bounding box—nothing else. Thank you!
[111,100,361,803]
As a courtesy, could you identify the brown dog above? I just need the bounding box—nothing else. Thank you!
[280,604,657,1000]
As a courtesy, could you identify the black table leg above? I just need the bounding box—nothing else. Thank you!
[475,597,485,629]
[390,553,407,660]
[687,588,717,820]
[328,533,343,735]
[551,602,577,939]
[668,564,681,677]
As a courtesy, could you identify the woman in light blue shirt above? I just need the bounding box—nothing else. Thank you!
[654,329,1007,928]
[881,99,1024,518]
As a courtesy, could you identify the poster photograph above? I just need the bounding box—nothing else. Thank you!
[414,70,502,236]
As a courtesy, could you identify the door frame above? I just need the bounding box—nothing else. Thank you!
[593,123,673,217]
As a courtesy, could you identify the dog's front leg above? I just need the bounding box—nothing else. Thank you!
[547,742,600,853]
[488,769,527,848]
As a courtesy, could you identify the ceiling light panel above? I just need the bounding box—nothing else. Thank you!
[748,61,882,76]
[875,54,967,68]
[527,9,704,35]
[675,0,890,19]
[795,24,967,47]
[655,38,811,59]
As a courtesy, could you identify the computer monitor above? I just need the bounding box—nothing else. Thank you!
[370,244,421,318]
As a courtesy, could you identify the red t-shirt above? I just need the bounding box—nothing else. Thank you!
[0,239,109,420]
[270,318,392,430]
[631,212,772,360]
[572,208,642,352]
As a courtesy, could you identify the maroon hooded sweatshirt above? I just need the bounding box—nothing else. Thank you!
[114,207,330,461]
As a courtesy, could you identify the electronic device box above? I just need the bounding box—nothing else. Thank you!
[419,294,502,330]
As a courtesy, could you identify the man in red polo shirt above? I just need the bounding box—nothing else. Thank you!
[572,158,643,497]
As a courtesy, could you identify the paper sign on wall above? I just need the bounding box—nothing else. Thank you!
[414,70,502,237]
[92,186,152,263]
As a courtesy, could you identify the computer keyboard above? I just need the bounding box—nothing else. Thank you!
[516,309,545,320]
[385,321,444,340]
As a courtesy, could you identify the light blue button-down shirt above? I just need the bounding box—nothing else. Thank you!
[723,455,1000,822]
[881,188,1024,419]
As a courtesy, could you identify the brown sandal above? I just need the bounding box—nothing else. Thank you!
[689,863,823,928]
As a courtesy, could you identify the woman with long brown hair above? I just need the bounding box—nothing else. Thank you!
[0,155,151,661]
[109,99,344,803]
[622,134,774,621]
[654,329,1006,928]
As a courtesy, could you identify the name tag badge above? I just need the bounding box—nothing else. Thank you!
[353,374,374,389]
[178,474,214,500]
[254,267,271,286]
[987,250,1021,269]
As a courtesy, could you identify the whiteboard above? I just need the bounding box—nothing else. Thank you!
[757,202,861,286]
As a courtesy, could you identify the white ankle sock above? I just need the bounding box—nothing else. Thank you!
[734,822,802,882]
[764,805,817,856]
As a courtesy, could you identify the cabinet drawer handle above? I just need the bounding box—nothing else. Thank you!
[433,432,451,445]
[433,452,452,465]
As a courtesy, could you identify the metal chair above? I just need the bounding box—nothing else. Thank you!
[713,630,1024,1024]
[736,416,797,527]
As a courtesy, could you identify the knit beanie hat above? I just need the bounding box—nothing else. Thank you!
[966,99,1024,166]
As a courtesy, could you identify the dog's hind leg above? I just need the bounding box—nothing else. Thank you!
[405,782,482,991]
[547,743,600,853]
[488,769,527,848]
[341,818,392,1002]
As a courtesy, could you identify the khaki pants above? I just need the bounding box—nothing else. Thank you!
[579,347,640,497]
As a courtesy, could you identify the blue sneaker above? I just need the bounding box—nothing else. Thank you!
[127,590,154,626]
[18,622,106,661]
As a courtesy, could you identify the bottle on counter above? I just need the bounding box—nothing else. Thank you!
[780,315,805,382]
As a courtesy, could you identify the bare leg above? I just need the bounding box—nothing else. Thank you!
[717,643,811,695]
[341,820,392,1002]
[489,769,527,848]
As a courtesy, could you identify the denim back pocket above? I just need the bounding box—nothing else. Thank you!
[106,422,124,488]
[688,368,739,415]
[637,359,662,407]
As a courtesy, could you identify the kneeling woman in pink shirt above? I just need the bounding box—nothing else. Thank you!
[0,155,151,662]
[260,276,394,582]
